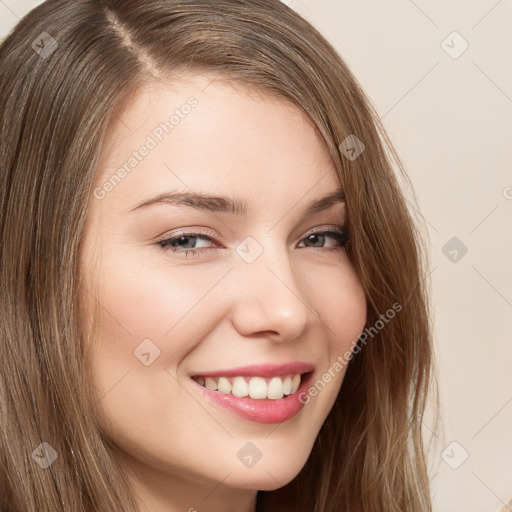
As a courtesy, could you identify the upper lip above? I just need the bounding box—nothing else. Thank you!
[191,362,315,378]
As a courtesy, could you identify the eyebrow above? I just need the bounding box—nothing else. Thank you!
[129,187,346,217]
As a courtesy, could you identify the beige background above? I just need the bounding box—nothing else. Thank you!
[1,0,511,510]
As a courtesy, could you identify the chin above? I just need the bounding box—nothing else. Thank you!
[226,448,311,491]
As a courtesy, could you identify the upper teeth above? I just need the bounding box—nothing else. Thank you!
[195,374,302,400]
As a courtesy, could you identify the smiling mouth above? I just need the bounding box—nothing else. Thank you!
[191,372,310,400]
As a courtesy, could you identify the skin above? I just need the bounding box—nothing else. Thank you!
[79,73,367,512]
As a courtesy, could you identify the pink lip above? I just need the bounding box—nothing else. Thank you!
[191,362,314,378]
[191,366,315,424]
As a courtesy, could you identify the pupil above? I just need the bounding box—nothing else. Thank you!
[308,234,323,247]
[173,236,195,248]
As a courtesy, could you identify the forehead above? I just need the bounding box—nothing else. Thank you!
[92,73,340,214]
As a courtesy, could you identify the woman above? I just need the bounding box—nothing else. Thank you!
[0,0,438,510]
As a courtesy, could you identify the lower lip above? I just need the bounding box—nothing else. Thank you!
[192,373,313,424]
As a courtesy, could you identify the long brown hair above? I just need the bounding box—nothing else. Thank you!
[0,1,438,510]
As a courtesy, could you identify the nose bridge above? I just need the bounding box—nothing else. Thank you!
[229,234,314,337]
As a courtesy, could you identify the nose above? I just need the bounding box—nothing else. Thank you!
[227,238,317,341]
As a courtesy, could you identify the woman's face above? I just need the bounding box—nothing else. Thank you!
[80,73,366,508]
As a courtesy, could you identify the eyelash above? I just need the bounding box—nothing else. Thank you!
[155,228,350,258]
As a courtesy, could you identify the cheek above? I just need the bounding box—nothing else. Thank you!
[92,252,225,343]
[83,251,228,410]
[305,262,367,406]
[313,261,367,352]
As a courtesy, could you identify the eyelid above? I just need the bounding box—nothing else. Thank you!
[304,224,346,235]
[154,226,219,245]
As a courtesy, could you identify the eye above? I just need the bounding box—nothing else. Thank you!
[297,229,349,252]
[156,231,217,258]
